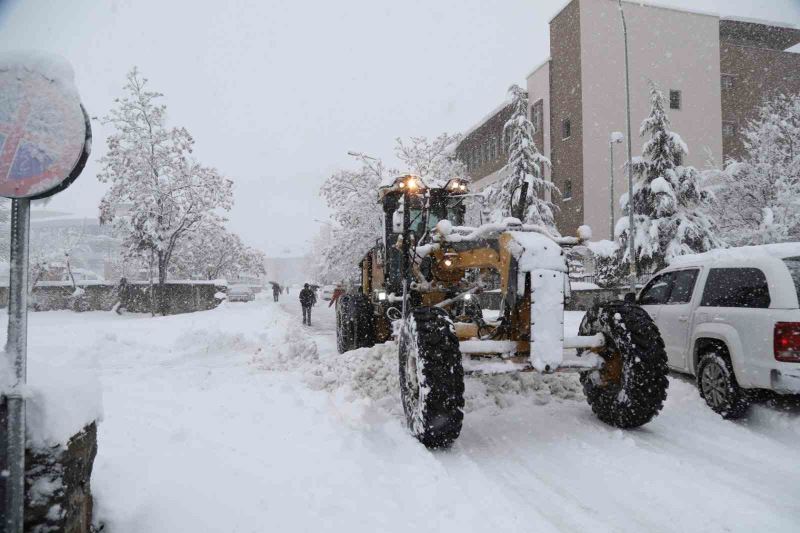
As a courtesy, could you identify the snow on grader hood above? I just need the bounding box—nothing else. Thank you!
[337,176,669,449]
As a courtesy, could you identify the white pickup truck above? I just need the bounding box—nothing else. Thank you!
[636,243,800,418]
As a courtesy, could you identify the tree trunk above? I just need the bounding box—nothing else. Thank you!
[513,181,529,221]
[157,252,169,316]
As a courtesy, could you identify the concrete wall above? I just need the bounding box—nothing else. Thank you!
[456,104,514,183]
[720,43,800,161]
[0,281,226,315]
[550,0,585,236]
[527,60,553,201]
[578,0,723,240]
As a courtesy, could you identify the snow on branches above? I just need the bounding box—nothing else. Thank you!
[98,68,234,311]
[710,93,800,245]
[485,85,556,229]
[170,220,266,281]
[318,153,386,283]
[613,82,721,275]
[318,135,466,283]
[395,133,467,188]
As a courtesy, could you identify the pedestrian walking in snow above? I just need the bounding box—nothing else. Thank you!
[273,283,281,302]
[113,277,131,315]
[299,283,316,325]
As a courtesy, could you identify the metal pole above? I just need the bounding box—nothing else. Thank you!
[619,0,636,294]
[609,141,615,240]
[401,192,411,318]
[2,198,31,533]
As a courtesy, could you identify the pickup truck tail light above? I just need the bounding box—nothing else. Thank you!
[775,322,800,362]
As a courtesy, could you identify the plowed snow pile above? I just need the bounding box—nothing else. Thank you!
[253,310,584,420]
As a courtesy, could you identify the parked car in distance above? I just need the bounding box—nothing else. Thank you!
[636,243,800,418]
[320,285,336,301]
[227,285,255,302]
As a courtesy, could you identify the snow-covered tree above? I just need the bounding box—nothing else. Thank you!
[318,134,472,283]
[395,133,467,187]
[710,93,800,245]
[318,153,386,283]
[614,82,722,276]
[486,85,556,228]
[170,221,265,280]
[98,68,234,313]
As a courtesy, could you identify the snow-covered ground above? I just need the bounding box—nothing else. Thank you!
[14,296,800,532]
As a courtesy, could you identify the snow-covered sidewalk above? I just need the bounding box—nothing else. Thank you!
[14,297,800,532]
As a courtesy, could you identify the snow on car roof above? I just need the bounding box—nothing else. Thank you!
[671,242,800,267]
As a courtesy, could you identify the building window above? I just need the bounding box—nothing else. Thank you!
[721,74,734,90]
[562,118,571,140]
[563,179,572,199]
[669,90,682,110]
[531,100,543,133]
[722,121,737,137]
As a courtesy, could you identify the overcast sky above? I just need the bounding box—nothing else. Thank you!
[1,0,798,257]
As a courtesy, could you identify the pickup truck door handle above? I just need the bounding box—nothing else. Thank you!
[678,315,689,322]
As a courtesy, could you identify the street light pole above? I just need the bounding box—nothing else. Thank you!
[609,132,623,239]
[618,0,637,294]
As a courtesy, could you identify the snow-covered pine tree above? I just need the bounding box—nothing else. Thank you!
[711,93,800,245]
[614,82,722,276]
[486,85,556,230]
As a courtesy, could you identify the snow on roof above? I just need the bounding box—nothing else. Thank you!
[459,99,513,143]
[670,242,800,267]
[547,0,796,30]
[721,15,799,32]
[525,58,551,81]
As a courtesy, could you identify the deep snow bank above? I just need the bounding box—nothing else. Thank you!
[253,309,585,422]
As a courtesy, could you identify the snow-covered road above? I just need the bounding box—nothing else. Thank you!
[18,296,800,532]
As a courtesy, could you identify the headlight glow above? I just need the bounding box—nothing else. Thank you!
[377,291,387,301]
[443,258,453,267]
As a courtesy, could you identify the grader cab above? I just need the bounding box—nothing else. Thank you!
[336,174,669,448]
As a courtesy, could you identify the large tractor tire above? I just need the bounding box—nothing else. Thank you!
[336,295,375,354]
[335,297,353,354]
[399,307,464,449]
[353,295,376,349]
[578,301,669,429]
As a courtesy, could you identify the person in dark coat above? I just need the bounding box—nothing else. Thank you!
[272,283,281,302]
[299,283,316,325]
[114,277,131,315]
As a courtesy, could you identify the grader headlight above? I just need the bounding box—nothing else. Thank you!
[445,178,469,194]
[395,174,426,194]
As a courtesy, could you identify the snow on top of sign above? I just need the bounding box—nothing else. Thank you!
[0,50,79,97]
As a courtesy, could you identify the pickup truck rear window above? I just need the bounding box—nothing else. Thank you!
[784,257,800,304]
[700,268,770,308]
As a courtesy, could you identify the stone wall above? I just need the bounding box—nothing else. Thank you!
[25,423,98,533]
[0,281,226,315]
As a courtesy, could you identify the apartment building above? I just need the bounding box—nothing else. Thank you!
[456,0,800,239]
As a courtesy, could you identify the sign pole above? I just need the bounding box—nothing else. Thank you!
[3,198,31,533]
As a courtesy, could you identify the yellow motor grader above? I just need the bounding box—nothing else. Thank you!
[336,174,668,448]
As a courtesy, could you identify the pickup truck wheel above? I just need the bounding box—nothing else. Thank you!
[579,302,669,429]
[399,307,464,449]
[696,352,749,419]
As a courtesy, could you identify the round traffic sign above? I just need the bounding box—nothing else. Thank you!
[0,56,90,199]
